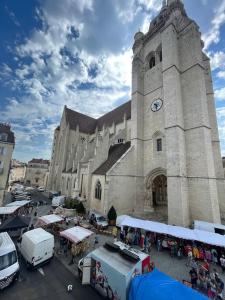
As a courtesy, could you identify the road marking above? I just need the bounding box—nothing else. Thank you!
[38,268,45,276]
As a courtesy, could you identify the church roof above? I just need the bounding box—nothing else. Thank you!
[64,100,131,134]
[93,141,131,175]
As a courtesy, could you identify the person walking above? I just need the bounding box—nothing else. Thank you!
[220,255,225,273]
[94,234,99,248]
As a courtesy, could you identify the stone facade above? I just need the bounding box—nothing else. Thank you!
[0,123,15,206]
[48,0,225,226]
[25,159,49,187]
[9,164,26,184]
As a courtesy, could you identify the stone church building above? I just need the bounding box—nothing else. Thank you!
[48,0,225,227]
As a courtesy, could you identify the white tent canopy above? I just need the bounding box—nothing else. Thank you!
[121,216,225,248]
[60,226,93,244]
[0,206,20,215]
[38,214,63,225]
[6,200,30,207]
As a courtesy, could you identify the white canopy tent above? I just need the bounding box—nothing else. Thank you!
[60,226,93,244]
[121,216,225,248]
[6,200,30,207]
[37,214,63,225]
[0,206,20,215]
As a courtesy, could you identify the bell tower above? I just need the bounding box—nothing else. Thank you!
[131,0,224,226]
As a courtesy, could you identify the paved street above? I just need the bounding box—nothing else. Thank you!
[1,254,102,300]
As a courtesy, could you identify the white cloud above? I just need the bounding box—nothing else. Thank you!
[217,71,225,79]
[208,51,225,71]
[202,0,225,49]
[215,88,225,101]
[217,107,225,156]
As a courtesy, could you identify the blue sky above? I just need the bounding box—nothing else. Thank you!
[0,0,225,162]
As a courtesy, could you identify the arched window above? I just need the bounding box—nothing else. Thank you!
[95,180,102,200]
[156,138,162,152]
[149,56,155,69]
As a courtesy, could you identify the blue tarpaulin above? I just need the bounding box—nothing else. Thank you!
[129,269,209,300]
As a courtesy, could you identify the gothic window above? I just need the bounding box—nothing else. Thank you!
[67,178,70,189]
[157,138,162,152]
[118,139,124,144]
[95,180,102,200]
[149,56,155,69]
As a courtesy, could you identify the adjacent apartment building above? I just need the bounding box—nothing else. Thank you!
[25,159,49,187]
[9,159,26,184]
[0,123,15,206]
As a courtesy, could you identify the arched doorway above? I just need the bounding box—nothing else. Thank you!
[152,175,167,207]
[144,168,167,221]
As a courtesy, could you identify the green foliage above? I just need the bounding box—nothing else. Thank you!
[107,206,117,220]
[64,198,79,209]
[76,202,86,214]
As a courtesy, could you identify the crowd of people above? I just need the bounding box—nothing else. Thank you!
[119,226,225,299]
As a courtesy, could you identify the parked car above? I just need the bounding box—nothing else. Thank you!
[37,187,45,192]
[89,212,108,229]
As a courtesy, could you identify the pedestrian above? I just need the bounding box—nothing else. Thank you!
[190,258,198,271]
[189,267,198,289]
[63,238,68,256]
[220,255,225,273]
[156,238,162,252]
[186,249,193,267]
[94,234,99,248]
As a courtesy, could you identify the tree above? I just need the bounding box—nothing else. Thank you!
[76,202,86,214]
[107,206,117,221]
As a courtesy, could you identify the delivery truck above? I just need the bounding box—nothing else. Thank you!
[17,228,54,269]
[78,241,150,300]
[0,232,19,290]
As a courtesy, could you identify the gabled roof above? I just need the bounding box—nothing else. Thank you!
[93,141,131,175]
[65,107,96,133]
[64,100,131,134]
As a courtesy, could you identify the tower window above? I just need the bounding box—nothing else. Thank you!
[159,51,162,62]
[95,180,102,200]
[149,57,155,69]
[156,139,162,152]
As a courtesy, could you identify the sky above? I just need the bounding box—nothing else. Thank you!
[0,0,225,162]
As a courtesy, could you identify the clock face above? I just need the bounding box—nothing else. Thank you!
[151,99,163,112]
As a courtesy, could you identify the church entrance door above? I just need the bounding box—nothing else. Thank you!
[152,174,167,207]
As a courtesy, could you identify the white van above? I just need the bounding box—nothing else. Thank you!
[18,228,54,269]
[52,195,65,208]
[194,220,225,235]
[0,232,19,290]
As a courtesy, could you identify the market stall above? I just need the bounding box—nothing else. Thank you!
[121,216,225,248]
[59,226,94,256]
[129,268,209,300]
[37,214,64,226]
[0,215,30,235]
